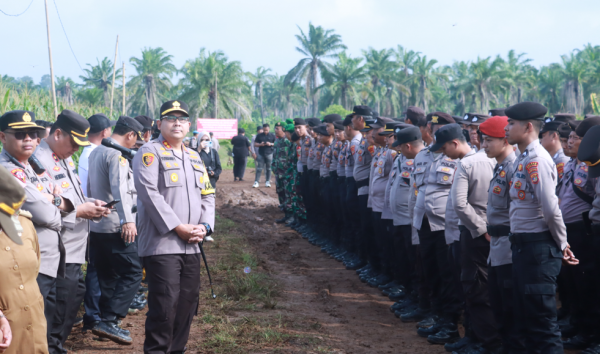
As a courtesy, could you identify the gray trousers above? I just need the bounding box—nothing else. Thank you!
[255,153,273,183]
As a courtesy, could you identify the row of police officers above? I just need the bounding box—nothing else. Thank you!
[0,99,215,354]
[271,103,600,354]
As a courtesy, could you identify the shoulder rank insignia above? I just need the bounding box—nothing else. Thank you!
[142,153,155,167]
[52,153,59,162]
[162,140,172,149]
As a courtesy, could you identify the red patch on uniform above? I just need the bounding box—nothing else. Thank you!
[557,162,564,174]
[499,171,506,178]
[518,190,526,200]
[514,181,522,189]
[526,162,538,172]
[350,145,356,154]
[11,168,26,184]
[493,186,501,194]
[53,166,61,172]
[368,146,375,156]
[358,155,363,162]
[401,171,410,178]
[52,153,59,162]
[162,140,172,149]
[575,178,583,186]
[406,160,414,166]
[582,165,589,172]
[530,173,539,184]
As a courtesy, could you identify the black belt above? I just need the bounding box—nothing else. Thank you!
[320,176,330,182]
[356,178,370,188]
[330,171,338,179]
[346,176,355,183]
[302,165,308,173]
[509,231,553,244]
[592,223,600,236]
[487,224,511,237]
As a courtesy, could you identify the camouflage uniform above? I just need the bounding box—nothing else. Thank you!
[272,136,291,209]
[286,142,306,220]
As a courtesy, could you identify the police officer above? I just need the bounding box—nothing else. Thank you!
[405,106,432,147]
[294,118,314,232]
[134,115,155,146]
[332,120,348,260]
[133,100,215,354]
[0,111,66,345]
[36,110,111,354]
[539,120,570,180]
[441,124,500,353]
[464,113,490,151]
[314,124,335,250]
[479,116,526,353]
[306,118,324,244]
[504,101,575,353]
[87,116,145,345]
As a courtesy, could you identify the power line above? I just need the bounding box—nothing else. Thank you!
[52,0,83,71]
[0,0,35,16]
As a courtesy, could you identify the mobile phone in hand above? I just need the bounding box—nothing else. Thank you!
[104,199,121,208]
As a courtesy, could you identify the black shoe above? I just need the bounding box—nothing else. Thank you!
[445,336,473,352]
[82,320,99,333]
[356,264,372,274]
[417,322,445,338]
[401,308,430,323]
[387,289,406,301]
[582,343,600,354]
[345,260,366,270]
[129,299,146,311]
[390,298,416,312]
[417,315,436,328]
[138,286,148,294]
[92,321,133,345]
[73,317,83,327]
[394,305,417,318]
[561,323,578,338]
[378,281,400,290]
[428,328,460,345]
[368,274,391,287]
[563,333,598,350]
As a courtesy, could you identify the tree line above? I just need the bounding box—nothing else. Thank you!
[2,23,600,123]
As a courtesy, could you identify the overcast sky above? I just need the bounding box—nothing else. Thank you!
[2,0,599,84]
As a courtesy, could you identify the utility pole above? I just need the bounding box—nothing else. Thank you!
[44,0,58,118]
[109,35,119,117]
[122,62,126,115]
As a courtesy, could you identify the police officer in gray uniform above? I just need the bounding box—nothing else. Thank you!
[133,100,215,354]
[88,116,145,345]
[0,111,67,343]
[504,102,576,353]
[539,120,570,181]
[36,110,110,354]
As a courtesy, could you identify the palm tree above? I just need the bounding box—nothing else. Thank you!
[538,64,563,113]
[362,48,398,114]
[247,66,273,124]
[179,48,252,120]
[467,56,506,112]
[80,57,121,107]
[393,45,420,111]
[412,55,445,112]
[55,76,76,105]
[264,74,307,118]
[501,50,533,104]
[284,23,346,116]
[560,52,589,115]
[320,52,366,110]
[129,47,176,118]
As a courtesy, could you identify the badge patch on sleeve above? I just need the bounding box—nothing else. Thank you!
[526,162,538,172]
[493,186,501,194]
[530,173,539,184]
[518,190,526,200]
[11,168,26,184]
[142,153,155,167]
[119,157,127,166]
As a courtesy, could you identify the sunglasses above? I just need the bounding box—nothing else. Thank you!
[7,130,39,140]
[161,115,190,123]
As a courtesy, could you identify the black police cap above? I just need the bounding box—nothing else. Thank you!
[322,114,342,123]
[488,108,506,117]
[370,117,393,129]
[294,118,307,126]
[505,102,547,121]
[392,126,422,147]
[116,116,144,139]
[134,115,154,131]
[0,110,45,132]
[576,117,600,137]
[427,112,455,125]
[88,113,116,134]
[557,123,572,139]
[333,121,344,131]
[540,121,565,134]
[430,123,464,152]
[313,124,330,136]
[585,114,600,119]
[160,100,189,118]
[352,105,372,117]
[54,110,91,146]
[578,125,600,178]
[306,118,321,127]
[379,120,405,135]
[35,119,53,128]
[554,113,576,123]
[360,118,375,132]
[342,115,353,127]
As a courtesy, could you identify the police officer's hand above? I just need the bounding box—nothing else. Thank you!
[52,184,63,196]
[175,224,204,243]
[94,200,111,217]
[0,312,12,353]
[121,223,137,243]
[76,202,109,219]
[187,224,207,244]
[483,233,491,242]
[562,244,579,266]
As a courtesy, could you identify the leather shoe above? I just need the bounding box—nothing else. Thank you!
[82,320,99,333]
[378,281,401,290]
[367,274,391,287]
[428,327,460,345]
[417,315,436,328]
[582,344,600,354]
[445,336,473,352]
[345,260,366,270]
[563,333,598,350]
[387,290,406,301]
[92,321,133,345]
[417,322,445,338]
[401,308,430,323]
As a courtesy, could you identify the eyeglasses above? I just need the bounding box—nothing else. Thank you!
[161,115,190,122]
[7,130,38,140]
[200,139,210,142]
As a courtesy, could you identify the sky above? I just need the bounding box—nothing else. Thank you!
[1,0,600,85]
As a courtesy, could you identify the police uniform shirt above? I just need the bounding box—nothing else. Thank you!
[298,135,313,171]
[87,138,136,233]
[487,152,517,266]
[35,139,92,265]
[410,147,433,231]
[337,141,348,177]
[133,135,216,257]
[307,139,316,170]
[0,150,63,277]
[451,149,496,237]
[445,189,461,244]
[509,140,567,250]
[354,136,373,196]
[388,153,414,226]
[320,144,332,178]
[557,159,595,224]
[330,139,342,174]
[313,142,325,172]
[372,147,396,214]
[367,146,381,208]
[346,133,361,178]
[553,148,570,180]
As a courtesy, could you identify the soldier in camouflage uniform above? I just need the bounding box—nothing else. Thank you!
[273,122,292,223]
[284,124,306,225]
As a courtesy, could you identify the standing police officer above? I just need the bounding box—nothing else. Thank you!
[133,100,215,354]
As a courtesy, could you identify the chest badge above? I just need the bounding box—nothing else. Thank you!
[574,178,583,186]
[406,160,414,166]
[514,181,522,189]
[53,166,61,172]
[170,173,179,183]
[119,157,127,166]
[499,171,506,178]
[442,175,450,181]
[165,162,172,168]
[61,181,70,189]
[518,164,523,171]
[37,183,44,192]
[493,186,501,194]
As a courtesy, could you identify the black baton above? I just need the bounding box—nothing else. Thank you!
[199,240,216,299]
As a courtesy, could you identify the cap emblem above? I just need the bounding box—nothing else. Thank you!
[432,116,439,124]
[463,114,469,120]
[173,101,181,108]
[488,112,492,116]
[472,117,478,122]
[22,112,31,122]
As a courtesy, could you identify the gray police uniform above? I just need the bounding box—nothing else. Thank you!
[133,135,215,353]
[354,136,374,264]
[552,149,569,181]
[345,135,361,257]
[87,139,142,321]
[371,147,395,276]
[509,139,566,352]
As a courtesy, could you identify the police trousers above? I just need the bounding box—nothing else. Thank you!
[357,194,372,262]
[345,177,360,254]
[37,273,57,341]
[143,253,201,354]
[510,233,563,353]
[393,225,417,296]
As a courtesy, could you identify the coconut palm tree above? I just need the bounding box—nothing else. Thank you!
[560,52,589,115]
[264,74,307,118]
[247,66,273,124]
[284,23,346,116]
[320,52,366,110]
[80,57,121,107]
[128,47,176,118]
[467,56,506,112]
[412,55,445,112]
[362,48,399,115]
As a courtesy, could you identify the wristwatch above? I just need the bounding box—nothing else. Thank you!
[53,195,62,207]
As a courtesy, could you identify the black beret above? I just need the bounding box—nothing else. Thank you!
[352,105,372,117]
[54,109,91,146]
[585,114,600,119]
[540,121,565,134]
[569,120,582,130]
[293,118,307,126]
[291,132,300,142]
[406,106,425,123]
[333,121,344,131]
[427,112,455,125]
[306,118,321,127]
[505,102,547,121]
[557,124,572,139]
[323,114,342,123]
[392,126,422,147]
[372,111,379,119]
[553,113,576,123]
[488,108,506,117]
[0,110,45,132]
[430,123,464,152]
[134,115,154,130]
[468,113,490,126]
[160,100,189,118]
[88,113,116,134]
[578,125,600,178]
[313,124,330,136]
[576,117,600,137]
[342,115,353,127]
[360,118,375,132]
[370,117,393,129]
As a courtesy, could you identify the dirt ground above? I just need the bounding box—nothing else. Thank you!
[63,168,457,353]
